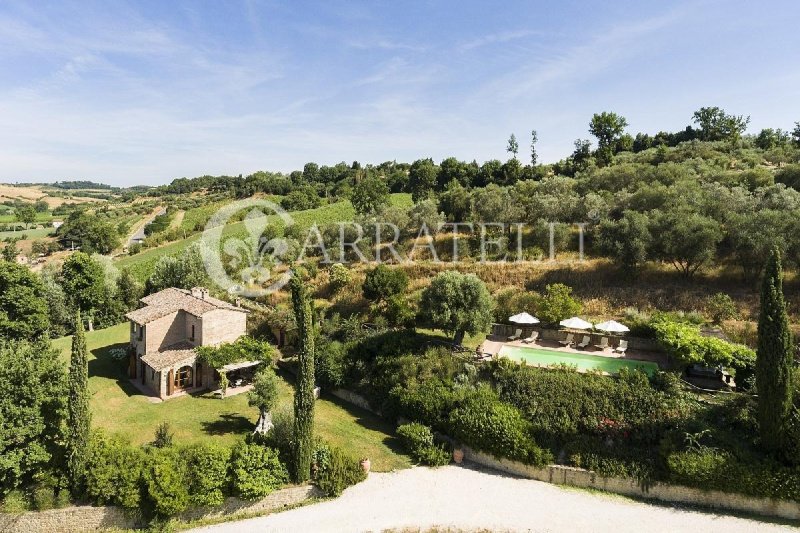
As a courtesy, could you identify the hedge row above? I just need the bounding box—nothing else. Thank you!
[85,433,287,517]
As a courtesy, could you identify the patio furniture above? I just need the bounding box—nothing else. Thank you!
[509,312,540,325]
[614,340,628,354]
[577,335,591,349]
[522,331,539,344]
[508,328,522,341]
[595,320,630,334]
[559,317,593,330]
[594,337,610,350]
[559,333,575,346]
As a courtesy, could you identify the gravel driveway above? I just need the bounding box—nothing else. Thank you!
[191,465,797,533]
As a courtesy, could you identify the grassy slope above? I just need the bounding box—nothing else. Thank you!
[52,324,410,471]
[116,193,412,281]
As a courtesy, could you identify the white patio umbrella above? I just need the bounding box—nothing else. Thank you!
[558,316,593,330]
[595,320,630,334]
[509,312,540,324]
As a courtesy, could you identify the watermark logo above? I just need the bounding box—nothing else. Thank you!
[201,198,295,297]
[200,199,600,298]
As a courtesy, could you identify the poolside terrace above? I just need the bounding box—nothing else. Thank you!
[480,323,669,369]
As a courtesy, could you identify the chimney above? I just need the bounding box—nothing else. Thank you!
[235,297,241,308]
[191,287,207,300]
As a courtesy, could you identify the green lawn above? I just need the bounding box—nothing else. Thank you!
[0,226,55,240]
[0,213,53,223]
[52,324,410,472]
[116,193,413,281]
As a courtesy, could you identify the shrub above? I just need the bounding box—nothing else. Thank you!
[651,317,755,375]
[315,339,346,389]
[396,423,451,467]
[152,421,174,448]
[667,448,800,501]
[229,443,288,501]
[315,446,366,497]
[0,489,28,512]
[534,283,582,325]
[448,386,551,465]
[185,444,230,507]
[389,379,463,430]
[706,292,739,324]
[145,447,190,517]
[328,263,351,294]
[362,264,408,302]
[85,432,144,510]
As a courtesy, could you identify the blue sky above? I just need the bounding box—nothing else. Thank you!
[1,0,799,186]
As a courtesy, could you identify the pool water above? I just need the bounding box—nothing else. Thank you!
[498,345,659,376]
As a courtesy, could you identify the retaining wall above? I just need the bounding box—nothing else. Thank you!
[461,446,800,521]
[329,387,800,522]
[490,323,663,352]
[0,484,322,533]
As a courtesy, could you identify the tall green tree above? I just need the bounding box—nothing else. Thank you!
[589,112,628,166]
[692,106,749,143]
[596,211,652,273]
[350,174,389,216]
[14,204,36,229]
[0,338,65,497]
[116,268,143,310]
[419,271,493,345]
[408,158,438,202]
[530,129,538,166]
[289,272,315,483]
[506,133,519,159]
[756,248,794,452]
[249,367,280,434]
[61,252,107,330]
[67,311,91,495]
[57,211,120,254]
[0,260,50,340]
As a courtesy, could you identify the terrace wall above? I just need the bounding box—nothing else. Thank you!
[328,386,800,523]
[490,323,663,352]
[0,484,322,532]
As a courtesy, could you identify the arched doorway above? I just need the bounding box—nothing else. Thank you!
[174,365,193,390]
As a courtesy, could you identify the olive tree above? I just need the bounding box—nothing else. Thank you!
[419,271,493,345]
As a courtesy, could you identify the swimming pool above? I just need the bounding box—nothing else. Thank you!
[498,345,659,376]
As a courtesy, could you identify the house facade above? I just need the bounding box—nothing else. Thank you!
[126,287,248,399]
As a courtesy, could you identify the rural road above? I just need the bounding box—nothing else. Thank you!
[191,465,796,533]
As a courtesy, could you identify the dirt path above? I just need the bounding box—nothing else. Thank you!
[122,205,164,248]
[191,465,795,533]
[168,209,185,231]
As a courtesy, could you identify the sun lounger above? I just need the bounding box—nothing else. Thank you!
[508,328,522,341]
[522,331,539,344]
[614,340,628,354]
[559,333,575,346]
[577,335,591,349]
[594,337,610,350]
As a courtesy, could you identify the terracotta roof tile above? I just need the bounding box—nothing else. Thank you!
[140,342,197,371]
[126,287,247,325]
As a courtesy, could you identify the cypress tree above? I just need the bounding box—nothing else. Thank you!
[756,247,794,452]
[67,310,91,495]
[289,271,315,483]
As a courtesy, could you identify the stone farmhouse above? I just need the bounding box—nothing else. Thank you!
[126,287,248,399]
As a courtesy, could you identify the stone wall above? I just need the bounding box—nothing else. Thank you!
[0,485,322,533]
[330,388,379,414]
[201,308,247,346]
[329,386,800,523]
[490,323,662,352]
[145,311,183,353]
[460,446,800,522]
